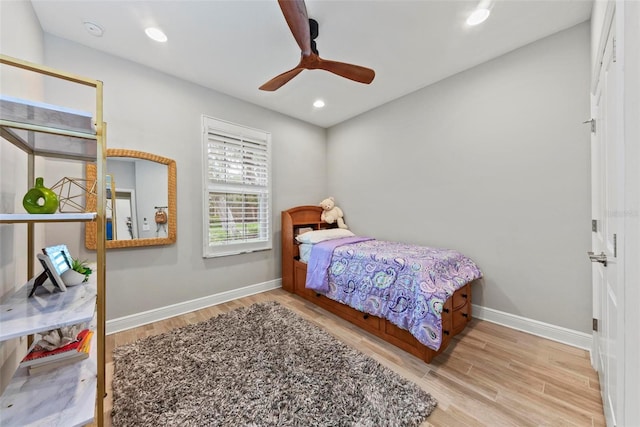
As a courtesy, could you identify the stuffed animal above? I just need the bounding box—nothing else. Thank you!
[319,197,348,229]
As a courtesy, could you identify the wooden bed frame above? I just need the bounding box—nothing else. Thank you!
[281,205,473,363]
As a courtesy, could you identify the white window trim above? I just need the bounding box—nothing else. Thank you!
[201,115,272,258]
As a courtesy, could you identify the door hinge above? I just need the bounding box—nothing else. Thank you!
[583,118,596,133]
[613,37,617,63]
[592,219,598,232]
[613,233,617,257]
[593,318,598,332]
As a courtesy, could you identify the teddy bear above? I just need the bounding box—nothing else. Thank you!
[319,197,348,229]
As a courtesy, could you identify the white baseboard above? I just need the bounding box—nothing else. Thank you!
[472,304,593,350]
[106,279,282,335]
[106,282,592,352]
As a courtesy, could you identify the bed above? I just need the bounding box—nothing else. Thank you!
[281,205,482,363]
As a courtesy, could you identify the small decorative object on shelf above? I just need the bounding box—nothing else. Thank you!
[50,176,97,213]
[61,269,88,286]
[23,177,58,214]
[20,327,93,375]
[34,324,83,351]
[71,258,92,280]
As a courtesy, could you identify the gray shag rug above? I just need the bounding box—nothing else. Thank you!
[112,301,437,426]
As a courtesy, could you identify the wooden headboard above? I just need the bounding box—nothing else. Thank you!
[281,206,337,292]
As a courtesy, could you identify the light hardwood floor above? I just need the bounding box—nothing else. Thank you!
[95,289,605,426]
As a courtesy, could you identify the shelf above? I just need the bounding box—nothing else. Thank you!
[0,213,97,223]
[0,328,97,427]
[0,95,97,160]
[0,281,97,342]
[0,54,105,427]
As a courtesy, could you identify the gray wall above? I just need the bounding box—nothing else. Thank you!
[36,35,327,320]
[326,23,592,333]
[0,0,44,295]
[133,159,167,240]
[107,159,136,191]
[0,0,45,396]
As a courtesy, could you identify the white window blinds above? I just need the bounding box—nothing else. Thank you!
[202,116,271,257]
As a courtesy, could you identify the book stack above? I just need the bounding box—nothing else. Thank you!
[20,329,93,375]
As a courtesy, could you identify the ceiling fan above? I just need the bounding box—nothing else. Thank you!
[259,0,376,91]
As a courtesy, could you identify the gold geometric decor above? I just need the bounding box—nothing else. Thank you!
[50,177,96,213]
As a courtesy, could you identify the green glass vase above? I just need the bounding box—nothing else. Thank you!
[23,177,58,214]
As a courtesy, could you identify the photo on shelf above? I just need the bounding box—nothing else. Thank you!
[42,244,73,277]
[43,244,89,286]
[32,253,67,296]
[29,244,91,296]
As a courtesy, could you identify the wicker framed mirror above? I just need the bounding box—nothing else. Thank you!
[85,149,176,249]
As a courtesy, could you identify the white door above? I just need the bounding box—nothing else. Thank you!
[590,17,623,427]
[114,189,138,240]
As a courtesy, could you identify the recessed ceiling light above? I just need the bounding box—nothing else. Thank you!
[84,22,104,37]
[313,99,325,108]
[145,27,168,43]
[466,8,490,26]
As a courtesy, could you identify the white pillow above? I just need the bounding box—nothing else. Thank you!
[295,228,355,244]
[298,243,313,263]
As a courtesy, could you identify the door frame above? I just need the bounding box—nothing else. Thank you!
[619,1,640,425]
[114,188,139,240]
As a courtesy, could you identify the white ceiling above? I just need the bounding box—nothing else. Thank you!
[31,0,592,128]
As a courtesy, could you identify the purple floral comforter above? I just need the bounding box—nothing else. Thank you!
[306,238,483,350]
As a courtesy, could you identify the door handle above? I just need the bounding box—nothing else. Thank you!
[588,251,608,267]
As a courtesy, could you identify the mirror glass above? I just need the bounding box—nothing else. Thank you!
[85,149,176,249]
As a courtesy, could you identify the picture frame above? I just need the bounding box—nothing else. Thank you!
[42,244,73,277]
[29,253,67,297]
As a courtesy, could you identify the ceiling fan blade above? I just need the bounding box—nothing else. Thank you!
[259,67,304,91]
[317,58,376,84]
[278,0,312,55]
[260,1,375,91]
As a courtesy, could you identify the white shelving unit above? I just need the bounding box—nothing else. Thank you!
[0,336,98,427]
[0,213,97,223]
[0,282,97,342]
[0,281,98,427]
[0,55,106,427]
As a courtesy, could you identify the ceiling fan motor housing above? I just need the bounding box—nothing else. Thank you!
[309,18,319,40]
[309,19,319,54]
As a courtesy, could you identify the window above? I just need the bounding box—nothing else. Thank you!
[202,116,271,257]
